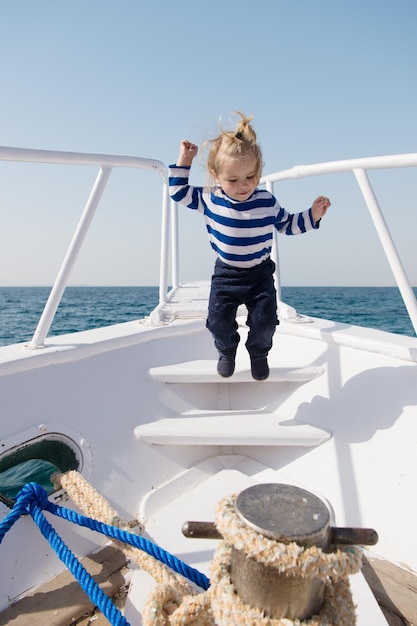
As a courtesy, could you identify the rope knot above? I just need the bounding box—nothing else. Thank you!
[15,482,50,513]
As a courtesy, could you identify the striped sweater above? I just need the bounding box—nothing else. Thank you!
[169,165,319,269]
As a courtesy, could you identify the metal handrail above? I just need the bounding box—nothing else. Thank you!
[260,153,417,336]
[1,147,416,344]
[0,146,168,172]
[261,153,417,183]
[0,146,169,348]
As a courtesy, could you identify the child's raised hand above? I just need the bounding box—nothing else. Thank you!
[311,195,331,223]
[177,140,198,167]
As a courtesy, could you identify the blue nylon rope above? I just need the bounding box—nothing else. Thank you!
[49,500,210,590]
[0,483,211,625]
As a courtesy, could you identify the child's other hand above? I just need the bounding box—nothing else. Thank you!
[177,140,198,166]
[312,195,331,223]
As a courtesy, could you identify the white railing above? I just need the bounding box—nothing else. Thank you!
[1,147,417,346]
[262,153,417,336]
[0,147,169,348]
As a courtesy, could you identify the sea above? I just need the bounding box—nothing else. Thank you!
[1,285,416,347]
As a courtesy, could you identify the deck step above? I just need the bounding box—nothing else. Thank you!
[135,411,331,446]
[149,360,324,384]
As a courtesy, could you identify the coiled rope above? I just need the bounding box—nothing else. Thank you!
[141,494,361,626]
[0,473,362,625]
[57,472,361,625]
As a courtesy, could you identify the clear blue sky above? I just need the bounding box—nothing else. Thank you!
[1,0,416,286]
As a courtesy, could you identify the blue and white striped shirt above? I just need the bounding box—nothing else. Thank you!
[169,165,318,269]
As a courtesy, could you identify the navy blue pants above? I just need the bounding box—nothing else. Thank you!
[206,258,279,359]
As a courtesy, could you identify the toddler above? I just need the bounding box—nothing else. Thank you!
[169,112,330,380]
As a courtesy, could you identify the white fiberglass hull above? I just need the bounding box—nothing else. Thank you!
[1,300,416,623]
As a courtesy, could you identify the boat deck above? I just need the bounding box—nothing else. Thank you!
[151,281,211,323]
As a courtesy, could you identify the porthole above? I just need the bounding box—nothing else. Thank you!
[0,432,83,507]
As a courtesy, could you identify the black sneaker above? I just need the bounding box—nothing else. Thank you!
[250,357,269,381]
[217,355,235,378]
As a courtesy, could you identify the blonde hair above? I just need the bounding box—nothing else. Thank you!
[206,111,263,186]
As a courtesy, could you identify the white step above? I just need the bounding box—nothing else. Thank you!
[135,410,331,446]
[149,360,325,384]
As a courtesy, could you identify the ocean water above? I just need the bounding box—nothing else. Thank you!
[0,286,159,347]
[0,285,416,347]
[283,286,417,337]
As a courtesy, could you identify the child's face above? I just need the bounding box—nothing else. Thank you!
[215,156,259,201]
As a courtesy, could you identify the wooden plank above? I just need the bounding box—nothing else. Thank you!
[0,545,128,626]
[149,360,324,384]
[71,585,128,626]
[362,552,417,625]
